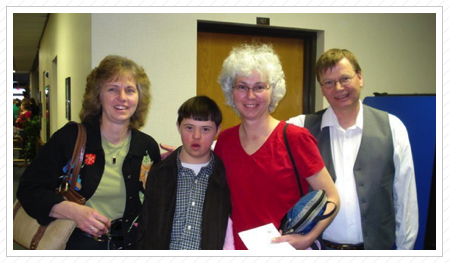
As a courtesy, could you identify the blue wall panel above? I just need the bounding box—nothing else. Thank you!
[364,96,435,250]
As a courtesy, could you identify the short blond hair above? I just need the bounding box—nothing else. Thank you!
[315,48,362,83]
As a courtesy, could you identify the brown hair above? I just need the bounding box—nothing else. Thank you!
[177,96,222,129]
[79,55,151,129]
[21,99,31,111]
[315,48,362,83]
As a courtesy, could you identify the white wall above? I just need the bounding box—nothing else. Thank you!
[92,13,198,148]
[88,13,435,148]
[39,13,92,140]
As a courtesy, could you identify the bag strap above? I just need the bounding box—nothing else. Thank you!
[69,123,87,190]
[313,200,337,222]
[22,123,86,250]
[283,123,304,197]
[61,122,87,191]
[284,123,338,222]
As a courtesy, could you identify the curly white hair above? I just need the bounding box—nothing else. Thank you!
[217,43,286,115]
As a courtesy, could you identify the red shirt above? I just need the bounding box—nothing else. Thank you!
[214,121,324,250]
[16,111,32,129]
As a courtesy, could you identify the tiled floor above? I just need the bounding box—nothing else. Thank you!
[13,150,27,250]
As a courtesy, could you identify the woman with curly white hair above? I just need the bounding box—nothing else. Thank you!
[218,44,286,115]
[214,43,340,250]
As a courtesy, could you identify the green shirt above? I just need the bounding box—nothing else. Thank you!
[86,134,131,221]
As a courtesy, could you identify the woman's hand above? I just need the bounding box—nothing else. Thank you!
[50,201,111,237]
[71,205,111,236]
[271,231,314,250]
[159,143,177,160]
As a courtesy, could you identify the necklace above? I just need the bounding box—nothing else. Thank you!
[101,131,130,165]
[107,142,126,165]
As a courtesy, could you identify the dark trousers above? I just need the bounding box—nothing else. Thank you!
[66,227,124,250]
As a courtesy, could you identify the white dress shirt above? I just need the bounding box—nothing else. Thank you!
[287,101,419,249]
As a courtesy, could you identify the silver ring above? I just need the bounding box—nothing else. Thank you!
[91,226,96,231]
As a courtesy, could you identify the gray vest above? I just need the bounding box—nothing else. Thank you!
[304,105,396,250]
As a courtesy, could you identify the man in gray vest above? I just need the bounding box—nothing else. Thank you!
[288,48,418,250]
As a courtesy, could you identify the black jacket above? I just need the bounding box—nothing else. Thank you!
[137,148,231,250]
[17,119,161,248]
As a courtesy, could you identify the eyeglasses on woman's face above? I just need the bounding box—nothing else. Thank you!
[232,84,271,94]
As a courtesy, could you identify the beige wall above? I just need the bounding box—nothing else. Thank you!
[90,13,436,147]
[36,13,437,146]
[39,13,91,140]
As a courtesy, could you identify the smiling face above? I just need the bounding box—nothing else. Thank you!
[177,118,221,164]
[100,74,139,127]
[320,58,363,113]
[232,71,272,121]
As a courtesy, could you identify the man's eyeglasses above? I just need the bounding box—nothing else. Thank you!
[233,84,270,94]
[320,72,358,89]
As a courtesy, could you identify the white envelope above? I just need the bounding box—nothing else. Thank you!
[238,223,295,250]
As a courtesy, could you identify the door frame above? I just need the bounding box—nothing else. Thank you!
[198,20,317,114]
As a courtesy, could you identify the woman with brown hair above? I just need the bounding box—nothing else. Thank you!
[17,55,161,250]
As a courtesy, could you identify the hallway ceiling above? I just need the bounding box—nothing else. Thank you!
[13,13,48,86]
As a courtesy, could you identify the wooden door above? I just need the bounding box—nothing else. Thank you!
[197,31,304,132]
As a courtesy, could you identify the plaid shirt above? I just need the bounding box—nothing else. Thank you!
[169,150,214,250]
